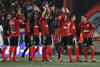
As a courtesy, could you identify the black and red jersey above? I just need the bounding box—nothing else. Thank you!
[9,15,25,37]
[24,23,30,38]
[33,21,39,36]
[70,21,76,37]
[59,19,73,36]
[79,21,95,38]
[39,17,49,35]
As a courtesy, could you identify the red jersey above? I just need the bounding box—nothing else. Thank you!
[24,23,31,38]
[70,21,76,37]
[59,19,73,36]
[39,17,49,35]
[33,21,39,36]
[79,21,95,38]
[9,15,25,37]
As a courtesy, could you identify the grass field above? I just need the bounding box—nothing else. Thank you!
[0,55,100,67]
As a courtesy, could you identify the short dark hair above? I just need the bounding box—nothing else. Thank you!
[82,14,87,18]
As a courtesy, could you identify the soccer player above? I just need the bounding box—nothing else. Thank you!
[44,4,56,62]
[1,13,11,61]
[79,15,96,62]
[70,14,82,62]
[39,5,49,62]
[58,7,73,62]
[8,9,25,62]
[29,5,41,61]
[58,9,75,62]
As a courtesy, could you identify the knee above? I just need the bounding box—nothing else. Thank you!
[90,46,94,50]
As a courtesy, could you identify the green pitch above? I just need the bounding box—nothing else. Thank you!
[0,55,100,67]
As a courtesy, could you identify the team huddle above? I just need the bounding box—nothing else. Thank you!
[0,2,96,62]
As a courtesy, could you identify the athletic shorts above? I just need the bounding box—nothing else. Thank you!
[10,37,18,46]
[32,36,39,45]
[60,35,73,46]
[4,39,9,46]
[41,35,49,45]
[48,36,54,45]
[25,36,31,47]
[82,38,93,47]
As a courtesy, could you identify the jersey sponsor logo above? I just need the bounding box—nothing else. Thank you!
[45,25,48,27]
[87,24,89,27]
[34,26,38,28]
[63,27,68,29]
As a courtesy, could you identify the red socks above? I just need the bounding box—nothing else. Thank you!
[67,48,72,62]
[91,49,95,60]
[49,51,52,60]
[1,47,6,59]
[8,47,13,61]
[48,48,52,60]
[75,48,79,60]
[58,47,61,59]
[12,46,17,61]
[32,46,36,60]
[29,48,32,58]
[8,46,17,61]
[42,47,46,61]
[82,48,88,60]
[45,48,52,60]
[30,48,33,57]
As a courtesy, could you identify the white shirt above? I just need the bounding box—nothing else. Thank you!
[0,25,3,48]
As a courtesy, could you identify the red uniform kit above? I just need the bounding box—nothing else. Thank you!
[8,15,25,61]
[79,21,95,61]
[79,21,95,38]
[30,21,40,61]
[58,13,75,62]
[39,17,49,61]
[59,19,74,46]
[70,21,81,61]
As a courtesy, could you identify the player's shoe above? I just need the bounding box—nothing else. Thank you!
[41,59,45,62]
[29,58,32,61]
[58,58,62,62]
[69,58,75,62]
[21,57,24,61]
[32,58,37,62]
[44,59,49,62]
[92,59,96,62]
[84,59,88,62]
[44,57,49,62]
[0,57,7,62]
[49,59,55,62]
[76,58,83,62]
[0,59,5,62]
[12,59,17,62]
[7,59,12,62]
[69,60,74,62]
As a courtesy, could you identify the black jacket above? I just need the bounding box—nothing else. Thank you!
[47,11,57,35]
[3,19,11,37]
